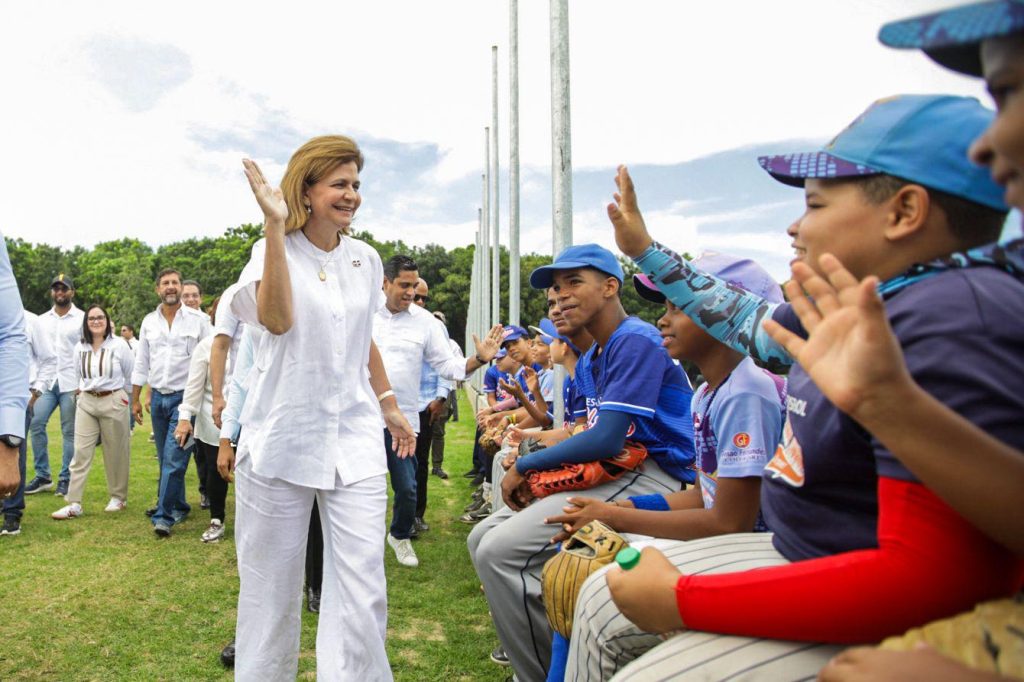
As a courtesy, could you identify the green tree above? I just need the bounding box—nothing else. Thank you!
[73,238,156,330]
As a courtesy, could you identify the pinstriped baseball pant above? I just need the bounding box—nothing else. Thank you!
[468,460,682,682]
[567,534,841,681]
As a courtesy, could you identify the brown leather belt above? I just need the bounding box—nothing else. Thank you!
[86,390,114,397]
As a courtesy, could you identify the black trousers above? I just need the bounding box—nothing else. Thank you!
[197,439,228,521]
[414,409,433,519]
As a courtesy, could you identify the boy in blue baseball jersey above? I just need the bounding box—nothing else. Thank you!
[467,243,695,682]
[545,253,785,544]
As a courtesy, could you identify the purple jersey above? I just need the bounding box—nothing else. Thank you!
[692,357,786,532]
[763,266,1024,561]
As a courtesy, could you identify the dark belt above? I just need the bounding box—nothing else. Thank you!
[86,390,114,397]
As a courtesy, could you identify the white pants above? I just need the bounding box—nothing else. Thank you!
[234,456,392,681]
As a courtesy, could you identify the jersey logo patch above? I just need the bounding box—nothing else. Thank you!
[732,432,751,448]
[765,418,804,487]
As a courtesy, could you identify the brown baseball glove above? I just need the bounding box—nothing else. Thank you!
[541,520,629,638]
[526,441,648,499]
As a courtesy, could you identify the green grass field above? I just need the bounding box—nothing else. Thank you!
[0,392,509,681]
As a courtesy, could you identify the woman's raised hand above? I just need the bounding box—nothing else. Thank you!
[242,158,288,228]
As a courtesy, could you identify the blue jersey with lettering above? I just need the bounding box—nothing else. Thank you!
[575,317,696,484]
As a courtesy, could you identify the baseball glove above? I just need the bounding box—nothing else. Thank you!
[541,520,629,638]
[478,424,506,456]
[526,441,648,499]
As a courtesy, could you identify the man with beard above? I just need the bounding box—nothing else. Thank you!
[131,268,211,537]
[26,274,84,497]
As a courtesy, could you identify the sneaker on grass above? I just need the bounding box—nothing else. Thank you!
[54,480,69,497]
[1,517,20,535]
[201,519,225,543]
[491,645,511,666]
[24,476,53,494]
[52,503,83,520]
[104,498,126,512]
[387,533,419,567]
[154,523,171,538]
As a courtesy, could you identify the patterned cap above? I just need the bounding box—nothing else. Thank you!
[758,95,1007,211]
[879,0,1024,76]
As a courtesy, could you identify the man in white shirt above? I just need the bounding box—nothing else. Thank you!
[25,273,84,497]
[2,310,56,535]
[120,324,137,351]
[372,255,502,568]
[131,267,212,537]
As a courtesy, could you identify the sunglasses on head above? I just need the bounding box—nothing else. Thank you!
[414,294,429,302]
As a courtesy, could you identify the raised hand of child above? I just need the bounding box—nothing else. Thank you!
[545,496,618,544]
[762,253,913,422]
[607,165,655,258]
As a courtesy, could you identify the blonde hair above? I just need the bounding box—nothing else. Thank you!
[281,135,365,234]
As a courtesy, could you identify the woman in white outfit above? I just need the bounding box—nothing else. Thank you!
[52,305,134,519]
[228,135,416,681]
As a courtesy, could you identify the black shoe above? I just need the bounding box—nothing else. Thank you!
[490,645,511,667]
[144,505,158,517]
[431,467,449,479]
[220,639,235,669]
[462,468,478,478]
[471,472,485,487]
[24,476,53,494]
[54,480,69,497]
[464,496,486,514]
[200,493,210,510]
[154,523,171,538]
[409,524,419,540]
[307,587,320,613]
[1,517,21,536]
[414,517,430,532]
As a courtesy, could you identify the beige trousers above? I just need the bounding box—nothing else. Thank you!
[67,390,131,505]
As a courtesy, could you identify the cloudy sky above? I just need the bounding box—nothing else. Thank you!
[0,1,1003,281]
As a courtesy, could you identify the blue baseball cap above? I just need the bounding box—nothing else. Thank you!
[879,0,1024,76]
[501,325,529,346]
[633,251,784,305]
[529,243,625,289]
[758,95,1007,211]
[529,317,583,356]
[495,348,507,360]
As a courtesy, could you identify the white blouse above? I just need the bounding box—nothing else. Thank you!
[75,336,135,394]
[228,231,387,489]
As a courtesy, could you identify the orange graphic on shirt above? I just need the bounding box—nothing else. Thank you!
[765,418,805,487]
[732,432,751,448]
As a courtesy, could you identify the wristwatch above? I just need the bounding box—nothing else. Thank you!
[0,434,23,448]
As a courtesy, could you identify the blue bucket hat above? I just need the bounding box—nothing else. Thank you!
[529,243,625,290]
[634,251,784,305]
[758,94,1007,211]
[879,0,1024,77]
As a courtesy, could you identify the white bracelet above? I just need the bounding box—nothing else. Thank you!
[377,389,395,402]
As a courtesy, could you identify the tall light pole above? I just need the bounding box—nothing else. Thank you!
[508,0,521,327]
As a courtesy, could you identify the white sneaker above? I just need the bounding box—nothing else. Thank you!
[104,498,126,512]
[387,533,419,567]
[51,503,83,520]
[201,519,225,543]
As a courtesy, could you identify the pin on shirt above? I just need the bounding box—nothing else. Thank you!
[352,260,361,267]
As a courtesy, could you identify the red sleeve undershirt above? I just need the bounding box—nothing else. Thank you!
[675,477,1024,643]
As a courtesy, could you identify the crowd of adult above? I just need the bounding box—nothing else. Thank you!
[1,2,1024,680]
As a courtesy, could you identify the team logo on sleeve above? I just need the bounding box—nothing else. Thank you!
[732,432,751,448]
[764,418,805,487]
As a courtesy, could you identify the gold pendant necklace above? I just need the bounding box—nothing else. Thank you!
[302,230,342,282]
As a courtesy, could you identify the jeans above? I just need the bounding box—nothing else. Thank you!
[29,383,76,483]
[2,408,31,520]
[150,391,192,527]
[384,429,417,540]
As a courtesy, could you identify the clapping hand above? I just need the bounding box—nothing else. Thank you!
[242,158,289,230]
[522,366,540,395]
[607,165,655,259]
[498,379,527,405]
[762,254,911,422]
